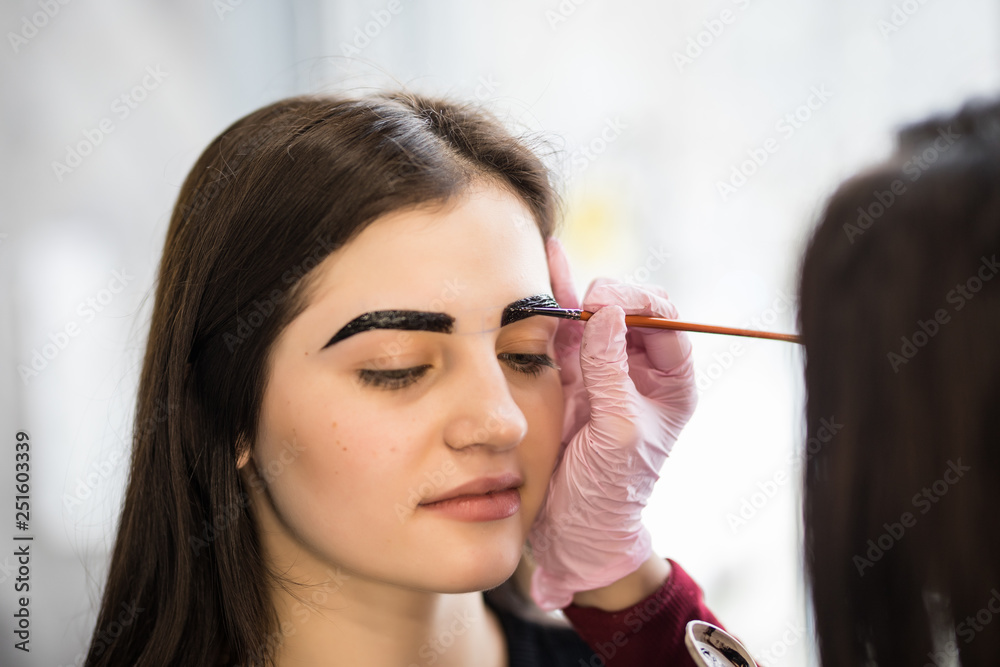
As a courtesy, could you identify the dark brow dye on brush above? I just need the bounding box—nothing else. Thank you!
[500,294,561,326]
[323,311,454,348]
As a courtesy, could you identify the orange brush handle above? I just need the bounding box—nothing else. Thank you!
[578,311,802,344]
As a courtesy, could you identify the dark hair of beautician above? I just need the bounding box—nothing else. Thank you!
[799,96,1000,666]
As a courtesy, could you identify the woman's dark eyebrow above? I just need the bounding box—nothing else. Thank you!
[322,311,454,348]
[500,294,560,326]
[322,294,559,349]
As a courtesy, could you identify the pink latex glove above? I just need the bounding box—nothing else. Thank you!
[527,238,698,611]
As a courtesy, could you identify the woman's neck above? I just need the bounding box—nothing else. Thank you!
[265,569,508,667]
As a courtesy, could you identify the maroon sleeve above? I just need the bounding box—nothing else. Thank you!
[561,559,723,667]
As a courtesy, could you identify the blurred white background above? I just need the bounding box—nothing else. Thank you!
[0,1,997,665]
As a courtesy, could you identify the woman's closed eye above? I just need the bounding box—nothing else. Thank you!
[356,353,560,390]
[356,365,433,390]
[499,352,560,377]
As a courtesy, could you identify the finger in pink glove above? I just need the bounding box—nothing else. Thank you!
[527,262,697,611]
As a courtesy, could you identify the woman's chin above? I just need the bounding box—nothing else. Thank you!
[415,548,524,594]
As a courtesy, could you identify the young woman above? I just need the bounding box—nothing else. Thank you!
[84,90,724,666]
[798,97,1000,666]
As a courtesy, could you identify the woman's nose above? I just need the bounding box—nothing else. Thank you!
[440,356,529,452]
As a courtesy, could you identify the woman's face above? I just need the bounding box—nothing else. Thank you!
[246,182,564,593]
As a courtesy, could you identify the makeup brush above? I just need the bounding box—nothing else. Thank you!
[514,306,802,344]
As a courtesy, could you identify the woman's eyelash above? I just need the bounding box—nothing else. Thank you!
[356,354,559,390]
[356,364,432,390]
[497,352,560,377]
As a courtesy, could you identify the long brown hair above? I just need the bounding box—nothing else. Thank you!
[85,90,563,667]
[798,97,1000,666]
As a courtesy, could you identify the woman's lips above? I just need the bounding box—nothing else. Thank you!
[418,488,521,522]
[419,472,524,505]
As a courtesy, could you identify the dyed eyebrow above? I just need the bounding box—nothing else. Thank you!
[322,311,454,348]
[322,294,559,349]
[500,294,560,326]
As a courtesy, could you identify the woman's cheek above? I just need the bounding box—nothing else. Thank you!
[295,422,381,502]
[535,373,565,462]
[517,375,565,522]
[313,413,432,522]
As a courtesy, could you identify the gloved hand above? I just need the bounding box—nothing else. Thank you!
[526,237,698,611]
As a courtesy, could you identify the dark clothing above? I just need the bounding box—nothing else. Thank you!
[485,597,599,666]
